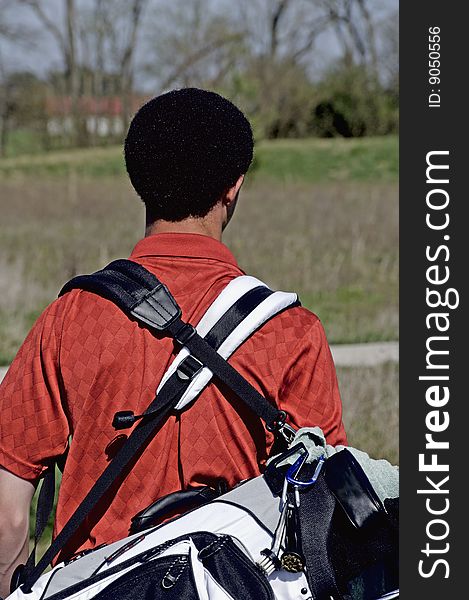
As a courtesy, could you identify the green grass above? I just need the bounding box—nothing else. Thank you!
[2,129,47,157]
[255,136,398,182]
[0,145,125,177]
[0,136,398,182]
[301,286,398,344]
[225,180,398,345]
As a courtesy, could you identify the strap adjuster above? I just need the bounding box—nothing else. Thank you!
[174,323,197,345]
[177,355,204,381]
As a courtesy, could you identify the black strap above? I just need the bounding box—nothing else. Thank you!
[173,323,282,428]
[60,260,162,307]
[22,448,69,585]
[21,262,294,592]
[299,471,343,600]
[61,260,288,429]
[60,260,183,332]
[24,467,56,577]
[204,286,273,349]
[21,380,185,592]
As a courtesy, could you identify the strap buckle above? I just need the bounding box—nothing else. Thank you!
[176,355,204,381]
[266,410,296,444]
[174,323,197,345]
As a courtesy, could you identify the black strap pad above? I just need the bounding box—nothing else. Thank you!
[60,260,182,331]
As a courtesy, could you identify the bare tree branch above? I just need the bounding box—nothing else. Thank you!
[120,0,147,127]
[343,0,367,61]
[159,32,243,90]
[270,0,290,58]
[290,15,332,61]
[356,0,378,73]
[18,0,68,60]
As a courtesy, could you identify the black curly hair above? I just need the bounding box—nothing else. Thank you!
[124,88,254,222]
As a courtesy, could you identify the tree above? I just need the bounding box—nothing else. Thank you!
[78,0,148,131]
[142,0,330,138]
[0,70,47,155]
[313,0,380,72]
[0,52,12,156]
[119,0,147,130]
[18,0,82,144]
[142,0,244,91]
[378,8,398,93]
[0,0,41,155]
[1,0,398,149]
[236,0,330,64]
[17,0,148,144]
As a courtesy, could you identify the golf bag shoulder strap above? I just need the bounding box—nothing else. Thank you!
[61,259,300,415]
[60,259,183,331]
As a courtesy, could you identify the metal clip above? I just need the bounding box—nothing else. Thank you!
[286,453,326,488]
[276,421,297,445]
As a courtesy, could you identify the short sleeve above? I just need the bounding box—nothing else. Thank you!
[276,318,347,446]
[0,300,71,482]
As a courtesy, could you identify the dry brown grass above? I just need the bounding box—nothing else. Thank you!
[0,175,398,362]
[338,362,399,464]
[0,176,143,362]
[227,179,398,343]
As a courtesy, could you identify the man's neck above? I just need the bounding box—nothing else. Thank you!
[145,207,224,241]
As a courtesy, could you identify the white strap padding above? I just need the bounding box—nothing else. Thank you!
[156,275,297,412]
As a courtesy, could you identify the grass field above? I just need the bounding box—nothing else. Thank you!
[0,135,398,181]
[0,177,398,361]
[0,136,398,363]
[338,362,398,464]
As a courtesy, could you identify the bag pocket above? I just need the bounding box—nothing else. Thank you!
[85,532,274,600]
[92,551,194,600]
[194,534,274,600]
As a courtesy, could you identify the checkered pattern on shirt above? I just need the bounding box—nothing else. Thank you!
[0,235,346,560]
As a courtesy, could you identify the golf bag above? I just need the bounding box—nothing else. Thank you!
[7,260,399,600]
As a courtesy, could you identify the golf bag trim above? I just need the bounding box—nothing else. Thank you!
[156,274,298,411]
[18,260,299,593]
[9,450,398,600]
[15,480,296,600]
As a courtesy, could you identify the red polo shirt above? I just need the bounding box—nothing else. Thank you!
[0,233,346,560]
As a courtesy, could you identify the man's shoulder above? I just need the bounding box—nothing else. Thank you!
[40,287,129,340]
[251,303,322,344]
[49,268,321,339]
[51,287,122,315]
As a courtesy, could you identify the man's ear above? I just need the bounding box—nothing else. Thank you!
[223,175,245,206]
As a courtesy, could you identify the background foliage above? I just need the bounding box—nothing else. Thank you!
[0,0,398,154]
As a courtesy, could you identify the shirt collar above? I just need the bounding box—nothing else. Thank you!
[130,232,240,268]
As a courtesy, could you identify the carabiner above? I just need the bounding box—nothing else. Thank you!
[285,453,326,488]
